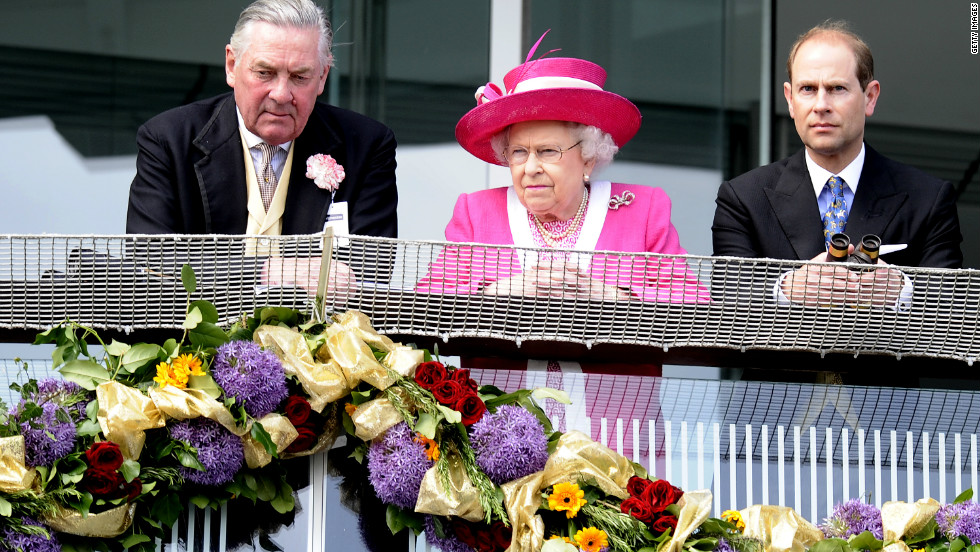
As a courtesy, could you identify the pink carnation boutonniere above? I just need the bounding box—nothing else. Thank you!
[306,154,345,192]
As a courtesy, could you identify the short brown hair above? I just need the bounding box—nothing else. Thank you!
[787,20,875,90]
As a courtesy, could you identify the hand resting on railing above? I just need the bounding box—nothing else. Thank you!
[260,256,356,303]
[483,261,633,301]
[779,251,909,309]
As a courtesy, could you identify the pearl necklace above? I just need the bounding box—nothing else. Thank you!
[531,187,590,248]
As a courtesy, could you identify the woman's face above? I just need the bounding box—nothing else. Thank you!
[507,120,595,222]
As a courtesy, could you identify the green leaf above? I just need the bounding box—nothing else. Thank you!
[189,300,219,324]
[187,374,222,399]
[181,264,197,295]
[847,531,882,552]
[386,505,415,535]
[59,359,111,390]
[121,534,152,548]
[414,412,440,439]
[250,422,278,457]
[809,538,852,552]
[105,339,131,357]
[176,449,205,471]
[120,344,164,374]
[162,338,178,357]
[120,459,141,482]
[270,481,295,514]
[951,539,967,552]
[532,387,571,404]
[189,495,209,509]
[0,495,11,516]
[255,475,277,501]
[182,306,203,330]
[953,488,973,503]
[77,419,102,437]
[188,321,229,348]
[435,404,462,425]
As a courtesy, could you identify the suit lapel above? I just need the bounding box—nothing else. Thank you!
[192,95,248,233]
[843,145,908,239]
[764,150,826,259]
[282,104,344,235]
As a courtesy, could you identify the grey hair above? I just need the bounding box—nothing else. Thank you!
[490,122,619,170]
[229,0,334,69]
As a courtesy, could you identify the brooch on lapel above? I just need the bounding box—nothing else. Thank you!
[306,154,346,192]
[608,190,635,210]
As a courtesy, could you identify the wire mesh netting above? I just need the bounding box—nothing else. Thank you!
[1,233,978,363]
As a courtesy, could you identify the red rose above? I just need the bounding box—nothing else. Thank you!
[81,467,125,497]
[286,426,317,453]
[414,361,448,390]
[431,380,465,405]
[283,395,312,426]
[627,475,653,498]
[643,479,683,512]
[451,518,477,547]
[490,520,512,551]
[651,514,679,534]
[456,393,486,426]
[473,526,495,552]
[85,441,124,471]
[620,496,656,523]
[451,369,479,393]
[125,477,143,500]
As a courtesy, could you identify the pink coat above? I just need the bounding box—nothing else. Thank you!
[416,182,707,302]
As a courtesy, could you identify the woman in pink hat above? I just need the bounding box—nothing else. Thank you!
[417,38,704,303]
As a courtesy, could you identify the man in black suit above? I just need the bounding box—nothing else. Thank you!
[126,0,397,291]
[713,21,962,307]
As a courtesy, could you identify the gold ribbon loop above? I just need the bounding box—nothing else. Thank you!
[96,381,166,460]
[0,435,36,493]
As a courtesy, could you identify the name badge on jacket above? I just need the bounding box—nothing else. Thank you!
[324,201,350,247]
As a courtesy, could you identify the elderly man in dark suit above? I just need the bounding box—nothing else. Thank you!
[713,21,962,308]
[126,0,397,291]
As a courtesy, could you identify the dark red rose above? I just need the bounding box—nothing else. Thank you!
[431,380,465,405]
[286,426,317,453]
[451,518,477,547]
[125,477,143,500]
[627,475,653,498]
[451,369,479,393]
[490,520,512,551]
[456,393,486,426]
[85,441,124,471]
[414,361,448,390]
[651,514,679,534]
[473,526,495,552]
[620,496,656,523]
[642,479,684,512]
[283,395,312,426]
[81,467,125,497]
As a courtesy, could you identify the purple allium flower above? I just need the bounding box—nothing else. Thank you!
[936,502,980,544]
[820,499,883,539]
[211,340,288,418]
[16,401,77,467]
[33,378,88,420]
[469,405,549,485]
[367,422,433,509]
[0,517,61,552]
[423,516,474,552]
[169,417,244,486]
[714,538,735,552]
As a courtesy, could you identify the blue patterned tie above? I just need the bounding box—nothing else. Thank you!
[821,175,848,249]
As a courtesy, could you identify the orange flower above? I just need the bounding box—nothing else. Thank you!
[722,509,745,532]
[574,527,608,552]
[414,433,440,462]
[547,482,587,518]
[344,402,357,416]
[171,353,205,376]
[153,354,204,389]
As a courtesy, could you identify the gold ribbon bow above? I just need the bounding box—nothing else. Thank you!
[0,435,36,493]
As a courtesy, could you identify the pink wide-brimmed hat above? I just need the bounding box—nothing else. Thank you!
[455,34,641,166]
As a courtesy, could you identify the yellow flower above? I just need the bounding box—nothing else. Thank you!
[574,527,608,552]
[548,482,588,518]
[344,402,357,416]
[414,433,440,462]
[171,354,205,377]
[154,361,181,388]
[722,509,745,532]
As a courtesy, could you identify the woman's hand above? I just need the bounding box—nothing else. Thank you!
[483,262,632,301]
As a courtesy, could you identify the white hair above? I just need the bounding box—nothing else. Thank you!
[229,0,334,69]
[490,122,619,169]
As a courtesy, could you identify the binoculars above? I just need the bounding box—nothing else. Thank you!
[825,233,881,266]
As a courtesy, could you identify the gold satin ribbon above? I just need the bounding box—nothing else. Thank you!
[415,452,486,522]
[665,489,713,552]
[881,498,940,541]
[45,503,137,538]
[242,413,299,469]
[739,504,824,552]
[0,435,36,493]
[97,381,166,460]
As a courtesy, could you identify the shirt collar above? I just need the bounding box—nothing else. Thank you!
[236,107,292,151]
[805,143,865,197]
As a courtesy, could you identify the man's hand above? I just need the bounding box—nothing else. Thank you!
[483,262,632,301]
[260,257,356,303]
[781,251,905,307]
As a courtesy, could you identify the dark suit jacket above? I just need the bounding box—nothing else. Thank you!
[712,145,962,268]
[126,92,397,238]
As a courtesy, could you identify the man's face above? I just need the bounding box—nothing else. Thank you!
[784,36,879,172]
[226,22,328,146]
